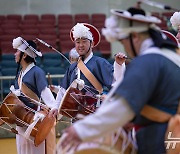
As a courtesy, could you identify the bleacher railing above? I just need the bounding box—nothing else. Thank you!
[0,74,64,102]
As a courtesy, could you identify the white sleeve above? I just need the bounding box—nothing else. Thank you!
[73,95,135,141]
[112,62,126,86]
[41,87,57,109]
[55,87,66,110]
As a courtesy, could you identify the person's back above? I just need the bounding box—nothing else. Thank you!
[118,52,180,153]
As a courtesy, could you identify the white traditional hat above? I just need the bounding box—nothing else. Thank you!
[102,7,161,42]
[70,23,101,47]
[12,37,42,58]
[170,11,180,30]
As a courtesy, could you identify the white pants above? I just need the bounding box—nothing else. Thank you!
[16,126,56,154]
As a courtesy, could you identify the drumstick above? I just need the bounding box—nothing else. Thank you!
[114,54,132,60]
[47,73,53,85]
[21,92,49,110]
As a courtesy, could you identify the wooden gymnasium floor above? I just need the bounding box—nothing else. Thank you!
[0,138,17,154]
[0,138,60,154]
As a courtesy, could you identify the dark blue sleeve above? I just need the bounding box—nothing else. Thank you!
[60,67,71,89]
[114,55,160,114]
[34,67,48,94]
[95,57,114,89]
[60,63,77,89]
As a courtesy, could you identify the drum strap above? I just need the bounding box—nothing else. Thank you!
[18,76,39,102]
[22,83,40,102]
[77,58,103,93]
[140,101,180,123]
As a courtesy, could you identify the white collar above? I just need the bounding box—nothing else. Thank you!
[84,52,93,64]
[139,38,180,67]
[21,63,35,76]
[19,63,35,89]
[139,38,154,55]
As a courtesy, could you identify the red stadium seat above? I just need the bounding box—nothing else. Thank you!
[58,23,74,30]
[23,14,39,24]
[38,40,57,53]
[0,34,15,42]
[0,28,4,35]
[22,29,39,36]
[1,41,16,54]
[99,40,111,58]
[91,13,106,23]
[74,14,90,24]
[59,34,71,41]
[40,14,56,25]
[39,27,57,35]
[38,34,57,41]
[41,14,56,20]
[21,34,37,40]
[1,23,20,30]
[0,15,6,23]
[4,29,21,36]
[20,24,38,30]
[58,14,73,24]
[6,14,22,23]
[37,23,55,30]
[60,40,74,54]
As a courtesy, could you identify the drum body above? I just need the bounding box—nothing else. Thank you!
[75,131,136,154]
[59,87,97,118]
[57,128,137,154]
[0,92,55,146]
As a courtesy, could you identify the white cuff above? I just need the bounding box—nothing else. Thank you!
[112,62,126,86]
[41,87,56,109]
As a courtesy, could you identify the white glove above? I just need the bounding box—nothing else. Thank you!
[10,85,21,96]
[71,79,85,90]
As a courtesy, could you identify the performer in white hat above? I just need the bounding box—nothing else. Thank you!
[58,7,180,154]
[12,37,58,154]
[49,47,80,94]
[55,23,127,114]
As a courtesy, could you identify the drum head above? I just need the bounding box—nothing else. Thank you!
[75,146,120,154]
[34,113,56,146]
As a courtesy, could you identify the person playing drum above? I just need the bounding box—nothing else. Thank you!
[12,37,59,154]
[55,23,127,115]
[58,7,180,154]
[49,47,80,94]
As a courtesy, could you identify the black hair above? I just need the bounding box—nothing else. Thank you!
[27,40,37,49]
[15,52,24,80]
[127,7,146,16]
[148,28,178,50]
[15,40,37,79]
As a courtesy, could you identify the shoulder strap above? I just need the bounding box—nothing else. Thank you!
[77,58,103,93]
[140,105,172,123]
[21,83,40,102]
[18,75,39,101]
[140,100,180,123]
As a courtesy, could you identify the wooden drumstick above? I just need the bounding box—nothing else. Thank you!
[47,73,52,85]
[114,54,132,60]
